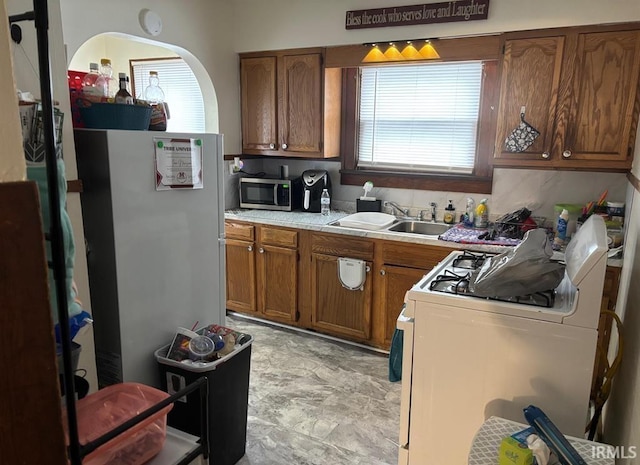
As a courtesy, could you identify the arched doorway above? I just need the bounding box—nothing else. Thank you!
[68,32,218,133]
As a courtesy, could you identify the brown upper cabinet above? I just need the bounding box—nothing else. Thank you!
[494,26,640,170]
[240,48,342,158]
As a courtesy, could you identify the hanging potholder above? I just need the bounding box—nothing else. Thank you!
[504,113,540,153]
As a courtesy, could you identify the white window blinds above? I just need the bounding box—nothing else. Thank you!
[358,61,483,173]
[131,59,205,133]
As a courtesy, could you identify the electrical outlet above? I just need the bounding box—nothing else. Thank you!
[228,157,243,175]
[228,160,243,175]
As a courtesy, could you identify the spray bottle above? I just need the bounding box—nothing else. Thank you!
[553,209,569,248]
[475,199,489,228]
[464,198,475,227]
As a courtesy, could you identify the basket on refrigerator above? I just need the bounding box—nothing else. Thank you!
[79,101,152,130]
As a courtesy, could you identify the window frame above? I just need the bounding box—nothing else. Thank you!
[340,59,499,194]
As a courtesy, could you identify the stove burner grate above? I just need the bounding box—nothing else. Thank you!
[429,268,556,308]
[452,250,493,270]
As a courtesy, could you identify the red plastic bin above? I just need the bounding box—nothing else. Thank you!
[64,382,173,465]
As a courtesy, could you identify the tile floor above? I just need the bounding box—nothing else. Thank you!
[227,313,402,465]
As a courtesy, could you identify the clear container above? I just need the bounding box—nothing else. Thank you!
[81,62,104,102]
[144,71,169,131]
[143,71,165,103]
[98,58,114,98]
[321,188,331,216]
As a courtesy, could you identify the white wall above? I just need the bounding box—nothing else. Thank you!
[232,0,640,52]
[0,0,25,182]
[69,34,179,94]
[60,0,238,150]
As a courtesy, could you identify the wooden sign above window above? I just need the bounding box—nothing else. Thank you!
[345,0,490,30]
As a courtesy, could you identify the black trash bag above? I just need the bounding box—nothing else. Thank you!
[494,207,532,239]
[469,228,565,297]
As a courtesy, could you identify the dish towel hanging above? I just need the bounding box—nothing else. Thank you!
[337,257,367,291]
[504,109,540,152]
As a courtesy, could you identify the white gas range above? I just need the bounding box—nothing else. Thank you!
[397,215,609,465]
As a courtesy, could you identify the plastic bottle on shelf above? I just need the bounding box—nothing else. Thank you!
[97,58,114,98]
[143,71,168,131]
[321,189,331,216]
[81,62,104,102]
[114,73,134,104]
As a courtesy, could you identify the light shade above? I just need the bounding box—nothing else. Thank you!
[362,46,386,63]
[419,41,440,59]
[362,40,440,63]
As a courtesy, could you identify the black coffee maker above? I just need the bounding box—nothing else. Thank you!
[293,169,332,212]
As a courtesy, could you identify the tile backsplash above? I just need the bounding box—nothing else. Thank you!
[224,157,628,224]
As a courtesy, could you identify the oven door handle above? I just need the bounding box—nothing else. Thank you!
[397,302,415,460]
[273,185,279,206]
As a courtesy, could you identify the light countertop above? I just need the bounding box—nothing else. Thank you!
[225,209,516,254]
[224,209,624,268]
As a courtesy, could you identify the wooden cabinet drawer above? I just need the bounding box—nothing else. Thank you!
[225,221,254,241]
[382,241,451,270]
[312,233,374,260]
[259,226,298,248]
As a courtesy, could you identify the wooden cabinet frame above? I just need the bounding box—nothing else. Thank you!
[240,48,341,158]
[493,23,640,171]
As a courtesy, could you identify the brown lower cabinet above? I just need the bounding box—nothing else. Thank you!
[225,220,451,349]
[225,220,622,371]
[225,221,298,325]
[310,232,375,342]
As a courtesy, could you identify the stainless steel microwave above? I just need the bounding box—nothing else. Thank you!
[239,177,292,211]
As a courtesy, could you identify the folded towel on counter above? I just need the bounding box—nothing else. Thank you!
[388,327,404,382]
[439,224,522,247]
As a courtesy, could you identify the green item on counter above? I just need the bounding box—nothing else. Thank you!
[499,436,533,465]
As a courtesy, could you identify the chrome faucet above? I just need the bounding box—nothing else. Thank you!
[430,202,437,222]
[384,201,411,218]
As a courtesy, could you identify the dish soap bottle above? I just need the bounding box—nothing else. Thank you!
[475,199,489,228]
[554,209,569,249]
[464,198,475,227]
[443,200,456,224]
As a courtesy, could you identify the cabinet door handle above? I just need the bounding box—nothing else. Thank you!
[542,151,550,159]
[259,247,265,254]
[380,269,386,276]
[247,246,253,252]
[282,143,288,150]
[269,143,275,150]
[562,150,572,158]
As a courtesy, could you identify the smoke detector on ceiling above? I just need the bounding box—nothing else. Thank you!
[139,9,163,37]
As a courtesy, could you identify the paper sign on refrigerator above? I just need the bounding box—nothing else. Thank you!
[154,138,203,190]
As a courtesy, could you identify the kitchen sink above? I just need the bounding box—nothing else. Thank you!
[385,220,451,236]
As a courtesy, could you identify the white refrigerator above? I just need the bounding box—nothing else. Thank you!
[74,129,226,388]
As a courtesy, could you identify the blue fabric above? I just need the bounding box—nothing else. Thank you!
[388,327,404,382]
[26,159,83,325]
